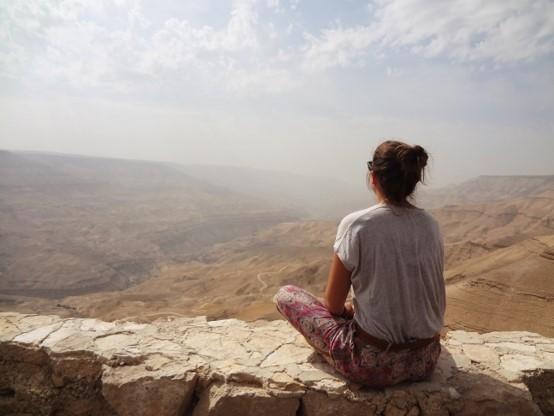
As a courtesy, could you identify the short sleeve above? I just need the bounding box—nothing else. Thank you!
[333,216,360,272]
[431,216,445,273]
[437,225,445,273]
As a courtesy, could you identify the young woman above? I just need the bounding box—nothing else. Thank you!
[273,140,445,388]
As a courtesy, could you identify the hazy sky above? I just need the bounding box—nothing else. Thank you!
[1,0,553,187]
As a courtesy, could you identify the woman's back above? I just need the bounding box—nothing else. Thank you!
[334,202,445,344]
[274,140,445,387]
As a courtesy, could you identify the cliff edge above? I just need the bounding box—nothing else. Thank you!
[1,312,553,415]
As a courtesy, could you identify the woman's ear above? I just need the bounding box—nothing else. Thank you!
[370,172,377,187]
[370,172,382,197]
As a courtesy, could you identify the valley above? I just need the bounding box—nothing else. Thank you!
[1,151,552,337]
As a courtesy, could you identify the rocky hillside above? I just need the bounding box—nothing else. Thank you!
[432,191,554,268]
[55,214,554,337]
[1,151,552,339]
[418,175,554,208]
[445,235,554,335]
[1,312,553,416]
[0,151,299,297]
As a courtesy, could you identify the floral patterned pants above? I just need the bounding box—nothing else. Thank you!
[272,284,441,388]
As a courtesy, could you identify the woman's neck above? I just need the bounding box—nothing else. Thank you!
[375,194,415,209]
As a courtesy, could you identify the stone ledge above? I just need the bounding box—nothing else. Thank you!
[0,312,552,415]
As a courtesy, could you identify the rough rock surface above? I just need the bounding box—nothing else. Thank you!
[1,312,553,416]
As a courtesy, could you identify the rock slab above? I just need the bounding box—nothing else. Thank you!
[0,312,553,415]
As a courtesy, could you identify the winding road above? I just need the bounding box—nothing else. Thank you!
[256,265,288,291]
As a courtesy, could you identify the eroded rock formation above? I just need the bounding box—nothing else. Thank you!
[1,312,553,415]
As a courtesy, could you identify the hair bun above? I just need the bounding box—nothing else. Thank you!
[412,145,428,169]
[371,140,429,204]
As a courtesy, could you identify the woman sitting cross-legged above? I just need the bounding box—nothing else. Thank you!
[273,140,446,388]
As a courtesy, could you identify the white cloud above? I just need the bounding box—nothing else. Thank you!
[144,0,258,56]
[224,0,259,50]
[0,0,149,86]
[1,0,552,97]
[266,0,280,11]
[225,66,295,94]
[0,0,298,95]
[372,0,554,64]
[301,0,554,70]
[302,25,376,71]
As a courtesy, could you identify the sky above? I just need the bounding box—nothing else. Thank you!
[0,0,553,187]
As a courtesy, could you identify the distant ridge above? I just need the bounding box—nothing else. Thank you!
[417,174,554,208]
[432,191,554,267]
[2,150,373,219]
[176,164,372,219]
[0,150,299,300]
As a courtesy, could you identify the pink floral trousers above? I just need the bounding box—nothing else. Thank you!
[272,284,441,388]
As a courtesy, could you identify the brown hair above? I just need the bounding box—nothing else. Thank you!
[370,140,428,205]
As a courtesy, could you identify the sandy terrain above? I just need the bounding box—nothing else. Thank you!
[433,190,554,267]
[1,150,553,337]
[445,235,554,335]
[0,151,298,296]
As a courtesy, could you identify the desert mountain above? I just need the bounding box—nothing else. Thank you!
[177,164,373,219]
[432,191,554,267]
[59,175,554,336]
[59,220,553,338]
[1,151,552,337]
[61,220,336,321]
[445,234,554,336]
[0,151,299,298]
[418,175,554,208]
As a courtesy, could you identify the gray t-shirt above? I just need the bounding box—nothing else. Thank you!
[333,202,445,344]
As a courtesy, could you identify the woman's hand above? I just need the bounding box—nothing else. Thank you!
[323,253,352,316]
[343,301,355,319]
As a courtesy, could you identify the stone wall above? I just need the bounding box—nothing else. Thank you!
[1,312,553,416]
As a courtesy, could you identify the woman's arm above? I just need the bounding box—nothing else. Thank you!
[323,253,352,316]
